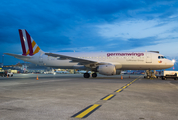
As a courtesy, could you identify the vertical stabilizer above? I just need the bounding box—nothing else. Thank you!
[18,29,41,56]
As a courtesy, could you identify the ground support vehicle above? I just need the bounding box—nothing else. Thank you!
[0,72,7,77]
[7,72,13,77]
[160,71,178,80]
[0,72,13,77]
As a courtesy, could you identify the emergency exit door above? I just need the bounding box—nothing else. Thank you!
[146,52,152,63]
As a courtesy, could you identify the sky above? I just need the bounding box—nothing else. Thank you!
[0,0,178,69]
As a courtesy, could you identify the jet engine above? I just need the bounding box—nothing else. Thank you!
[97,65,116,75]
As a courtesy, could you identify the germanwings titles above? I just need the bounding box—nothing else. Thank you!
[4,29,174,78]
[107,53,144,57]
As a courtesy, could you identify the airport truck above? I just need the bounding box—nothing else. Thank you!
[0,71,13,77]
[7,72,13,77]
[160,71,178,80]
[0,72,7,77]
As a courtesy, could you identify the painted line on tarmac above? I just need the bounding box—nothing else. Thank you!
[115,89,123,93]
[71,76,141,119]
[101,94,115,101]
[71,104,101,118]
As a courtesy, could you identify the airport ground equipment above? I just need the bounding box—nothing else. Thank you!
[0,72,7,77]
[0,71,13,77]
[7,72,13,77]
[160,71,178,80]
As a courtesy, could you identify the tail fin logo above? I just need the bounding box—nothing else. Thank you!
[19,29,41,56]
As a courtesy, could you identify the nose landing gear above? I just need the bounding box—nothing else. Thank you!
[144,70,157,79]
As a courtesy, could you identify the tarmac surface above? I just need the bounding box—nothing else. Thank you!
[0,74,178,120]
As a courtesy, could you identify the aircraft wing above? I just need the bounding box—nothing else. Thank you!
[45,53,99,65]
[4,53,31,60]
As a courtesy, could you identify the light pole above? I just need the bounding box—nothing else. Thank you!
[2,55,4,67]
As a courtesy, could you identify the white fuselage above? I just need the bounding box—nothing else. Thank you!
[23,52,174,70]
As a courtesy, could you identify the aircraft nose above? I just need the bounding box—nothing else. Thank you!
[169,60,175,67]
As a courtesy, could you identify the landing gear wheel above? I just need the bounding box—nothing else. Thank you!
[92,73,97,78]
[84,73,90,78]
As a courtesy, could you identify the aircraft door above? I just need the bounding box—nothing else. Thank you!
[146,52,152,63]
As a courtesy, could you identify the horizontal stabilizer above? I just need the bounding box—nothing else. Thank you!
[4,53,31,60]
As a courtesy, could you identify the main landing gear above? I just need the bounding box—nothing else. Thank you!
[83,72,97,78]
[92,73,97,78]
[83,73,90,78]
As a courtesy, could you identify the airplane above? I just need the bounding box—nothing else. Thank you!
[4,29,174,78]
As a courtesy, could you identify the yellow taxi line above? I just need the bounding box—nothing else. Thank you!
[74,104,101,118]
[102,94,115,101]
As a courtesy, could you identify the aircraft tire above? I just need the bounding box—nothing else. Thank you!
[84,73,90,78]
[92,73,97,78]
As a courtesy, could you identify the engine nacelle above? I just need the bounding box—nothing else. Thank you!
[97,65,116,75]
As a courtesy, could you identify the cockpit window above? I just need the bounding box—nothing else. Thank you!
[158,56,166,59]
